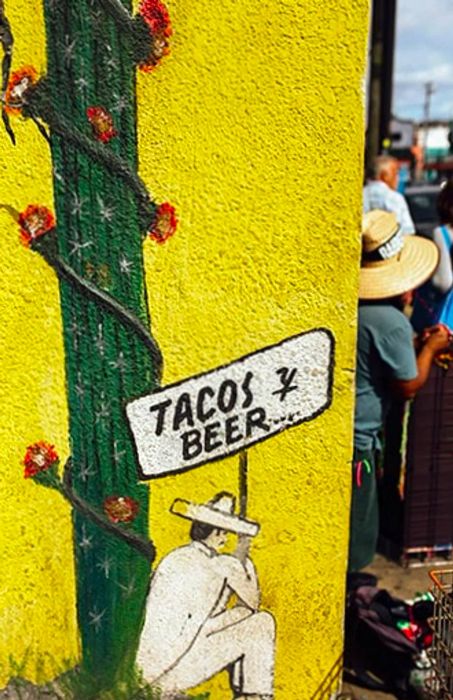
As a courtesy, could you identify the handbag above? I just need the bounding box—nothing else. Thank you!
[412,225,453,332]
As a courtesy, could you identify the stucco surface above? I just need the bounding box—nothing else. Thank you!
[0,0,368,697]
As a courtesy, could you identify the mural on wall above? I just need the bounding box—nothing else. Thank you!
[128,331,334,698]
[0,0,338,697]
[137,492,276,699]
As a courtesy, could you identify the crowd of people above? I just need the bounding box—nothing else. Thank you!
[349,156,453,572]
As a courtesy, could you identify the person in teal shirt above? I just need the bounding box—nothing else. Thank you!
[349,210,451,571]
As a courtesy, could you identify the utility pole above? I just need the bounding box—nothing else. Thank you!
[366,0,397,176]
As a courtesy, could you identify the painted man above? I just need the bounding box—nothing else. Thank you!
[137,492,275,699]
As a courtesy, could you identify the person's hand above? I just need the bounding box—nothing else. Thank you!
[422,323,452,353]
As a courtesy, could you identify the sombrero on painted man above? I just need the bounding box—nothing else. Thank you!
[171,492,260,537]
[360,210,439,300]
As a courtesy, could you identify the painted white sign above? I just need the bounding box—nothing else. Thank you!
[126,328,335,479]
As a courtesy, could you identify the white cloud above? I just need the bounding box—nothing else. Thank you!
[395,64,453,86]
[393,0,453,119]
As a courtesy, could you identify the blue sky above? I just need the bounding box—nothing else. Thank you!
[394,0,453,121]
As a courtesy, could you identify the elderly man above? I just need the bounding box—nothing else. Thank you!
[137,492,275,700]
[363,155,415,235]
[349,210,451,571]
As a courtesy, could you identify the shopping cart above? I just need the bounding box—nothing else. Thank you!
[426,569,453,698]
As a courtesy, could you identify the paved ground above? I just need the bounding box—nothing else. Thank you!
[342,554,439,700]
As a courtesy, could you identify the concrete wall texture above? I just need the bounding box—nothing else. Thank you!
[0,0,368,697]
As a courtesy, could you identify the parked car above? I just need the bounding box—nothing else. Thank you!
[404,184,441,239]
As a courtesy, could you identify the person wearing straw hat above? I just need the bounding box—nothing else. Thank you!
[349,210,452,572]
[137,492,275,699]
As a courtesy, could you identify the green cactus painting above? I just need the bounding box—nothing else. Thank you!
[39,0,161,688]
[1,0,178,695]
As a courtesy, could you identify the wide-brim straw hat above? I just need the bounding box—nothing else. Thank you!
[360,210,439,300]
[171,493,260,537]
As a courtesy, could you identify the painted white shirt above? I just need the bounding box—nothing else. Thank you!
[137,541,260,683]
[363,181,415,235]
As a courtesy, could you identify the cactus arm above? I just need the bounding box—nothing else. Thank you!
[26,90,156,229]
[62,459,156,562]
[0,0,12,91]
[89,0,152,66]
[95,0,134,27]
[0,0,14,143]
[1,106,14,143]
[30,115,50,142]
[34,236,163,380]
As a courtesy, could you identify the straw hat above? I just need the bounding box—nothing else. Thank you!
[359,210,439,300]
[171,492,260,537]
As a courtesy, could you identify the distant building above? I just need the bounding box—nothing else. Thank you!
[389,117,452,183]
[417,120,450,162]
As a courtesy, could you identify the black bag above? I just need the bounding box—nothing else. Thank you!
[344,584,418,699]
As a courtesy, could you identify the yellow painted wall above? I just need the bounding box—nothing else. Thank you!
[0,0,367,697]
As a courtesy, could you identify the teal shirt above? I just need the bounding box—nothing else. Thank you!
[355,303,417,451]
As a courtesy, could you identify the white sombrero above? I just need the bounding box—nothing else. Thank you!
[171,493,260,537]
[360,210,439,300]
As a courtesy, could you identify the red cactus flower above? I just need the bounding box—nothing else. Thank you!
[138,0,172,72]
[23,441,59,479]
[139,0,172,37]
[86,106,117,143]
[103,496,139,524]
[148,202,177,244]
[18,205,55,247]
[5,66,38,115]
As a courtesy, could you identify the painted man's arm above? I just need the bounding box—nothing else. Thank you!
[219,554,260,610]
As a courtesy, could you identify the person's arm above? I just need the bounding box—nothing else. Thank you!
[431,227,453,294]
[218,553,260,610]
[392,325,451,400]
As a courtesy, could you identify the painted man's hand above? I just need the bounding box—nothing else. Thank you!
[234,535,252,563]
